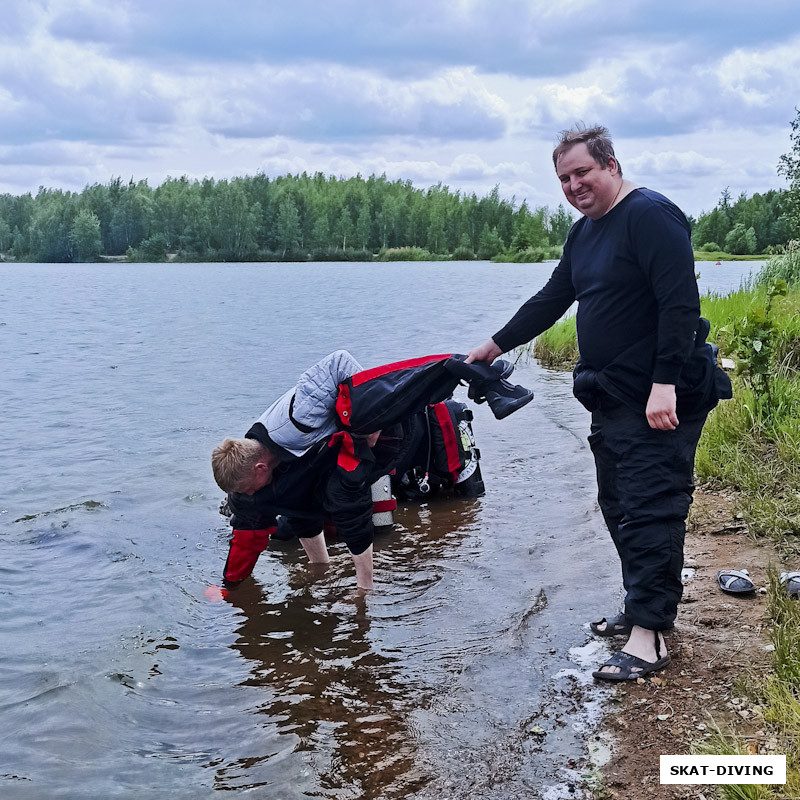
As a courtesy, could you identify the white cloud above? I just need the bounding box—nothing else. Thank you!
[0,0,797,218]
[198,66,509,143]
[628,150,728,179]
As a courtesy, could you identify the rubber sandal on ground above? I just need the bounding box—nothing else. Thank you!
[592,650,671,682]
[589,613,632,638]
[717,568,755,595]
[780,572,800,599]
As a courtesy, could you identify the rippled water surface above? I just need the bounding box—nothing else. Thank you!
[1,260,759,799]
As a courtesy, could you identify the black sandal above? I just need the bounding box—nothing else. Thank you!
[592,631,670,682]
[589,613,632,638]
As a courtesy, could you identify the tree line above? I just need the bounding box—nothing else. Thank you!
[689,108,800,255]
[0,172,575,263]
[690,187,796,255]
[3,103,799,266]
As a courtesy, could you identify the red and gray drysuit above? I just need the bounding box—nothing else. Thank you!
[219,350,510,588]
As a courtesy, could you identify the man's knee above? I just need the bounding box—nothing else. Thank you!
[344,532,373,556]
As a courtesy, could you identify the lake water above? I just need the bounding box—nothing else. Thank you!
[0,259,761,799]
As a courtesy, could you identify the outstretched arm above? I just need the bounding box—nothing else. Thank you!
[220,493,279,588]
[222,527,275,587]
[468,248,576,363]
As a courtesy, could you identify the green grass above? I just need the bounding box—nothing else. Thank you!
[694,251,769,261]
[696,285,800,547]
[754,245,800,290]
[695,378,800,546]
[702,287,800,368]
[518,314,578,369]
[692,729,775,800]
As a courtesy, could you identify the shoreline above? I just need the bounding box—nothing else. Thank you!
[0,251,774,265]
[593,487,778,799]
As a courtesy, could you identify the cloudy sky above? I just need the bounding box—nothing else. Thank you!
[2,0,799,216]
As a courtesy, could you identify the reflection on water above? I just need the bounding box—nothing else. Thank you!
[0,261,757,799]
[222,570,426,796]
[217,500,482,797]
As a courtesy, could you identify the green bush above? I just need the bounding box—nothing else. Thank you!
[451,245,476,261]
[310,247,374,262]
[700,241,721,252]
[493,245,562,263]
[378,246,446,261]
[127,232,168,262]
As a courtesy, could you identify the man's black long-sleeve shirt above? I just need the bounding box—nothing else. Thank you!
[492,188,700,387]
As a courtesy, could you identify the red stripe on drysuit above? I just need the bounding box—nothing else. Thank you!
[223,527,275,584]
[372,499,397,513]
[433,402,461,479]
[328,431,360,472]
[350,354,453,387]
[336,382,352,427]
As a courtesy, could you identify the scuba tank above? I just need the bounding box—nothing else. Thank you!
[392,399,485,502]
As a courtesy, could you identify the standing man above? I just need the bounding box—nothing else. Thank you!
[467,125,729,680]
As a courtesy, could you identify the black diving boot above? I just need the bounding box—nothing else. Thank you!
[468,359,515,403]
[445,356,534,420]
[482,380,534,419]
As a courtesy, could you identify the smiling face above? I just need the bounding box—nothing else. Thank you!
[555,142,622,220]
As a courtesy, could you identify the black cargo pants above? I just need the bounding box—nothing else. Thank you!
[588,398,708,631]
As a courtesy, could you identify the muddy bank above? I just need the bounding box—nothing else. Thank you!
[595,488,779,799]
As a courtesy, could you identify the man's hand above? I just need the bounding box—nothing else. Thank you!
[465,338,503,364]
[204,585,230,602]
[646,383,678,430]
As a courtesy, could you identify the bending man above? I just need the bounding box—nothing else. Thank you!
[211,349,533,593]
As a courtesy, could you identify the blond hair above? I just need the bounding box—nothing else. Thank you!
[211,438,266,493]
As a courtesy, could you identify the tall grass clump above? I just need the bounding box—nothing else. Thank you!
[515,315,578,369]
[695,377,800,542]
[692,731,775,800]
[492,245,562,263]
[378,246,448,261]
[310,247,375,261]
[696,273,800,547]
[753,241,800,288]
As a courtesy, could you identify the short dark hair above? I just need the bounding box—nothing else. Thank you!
[552,124,622,177]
